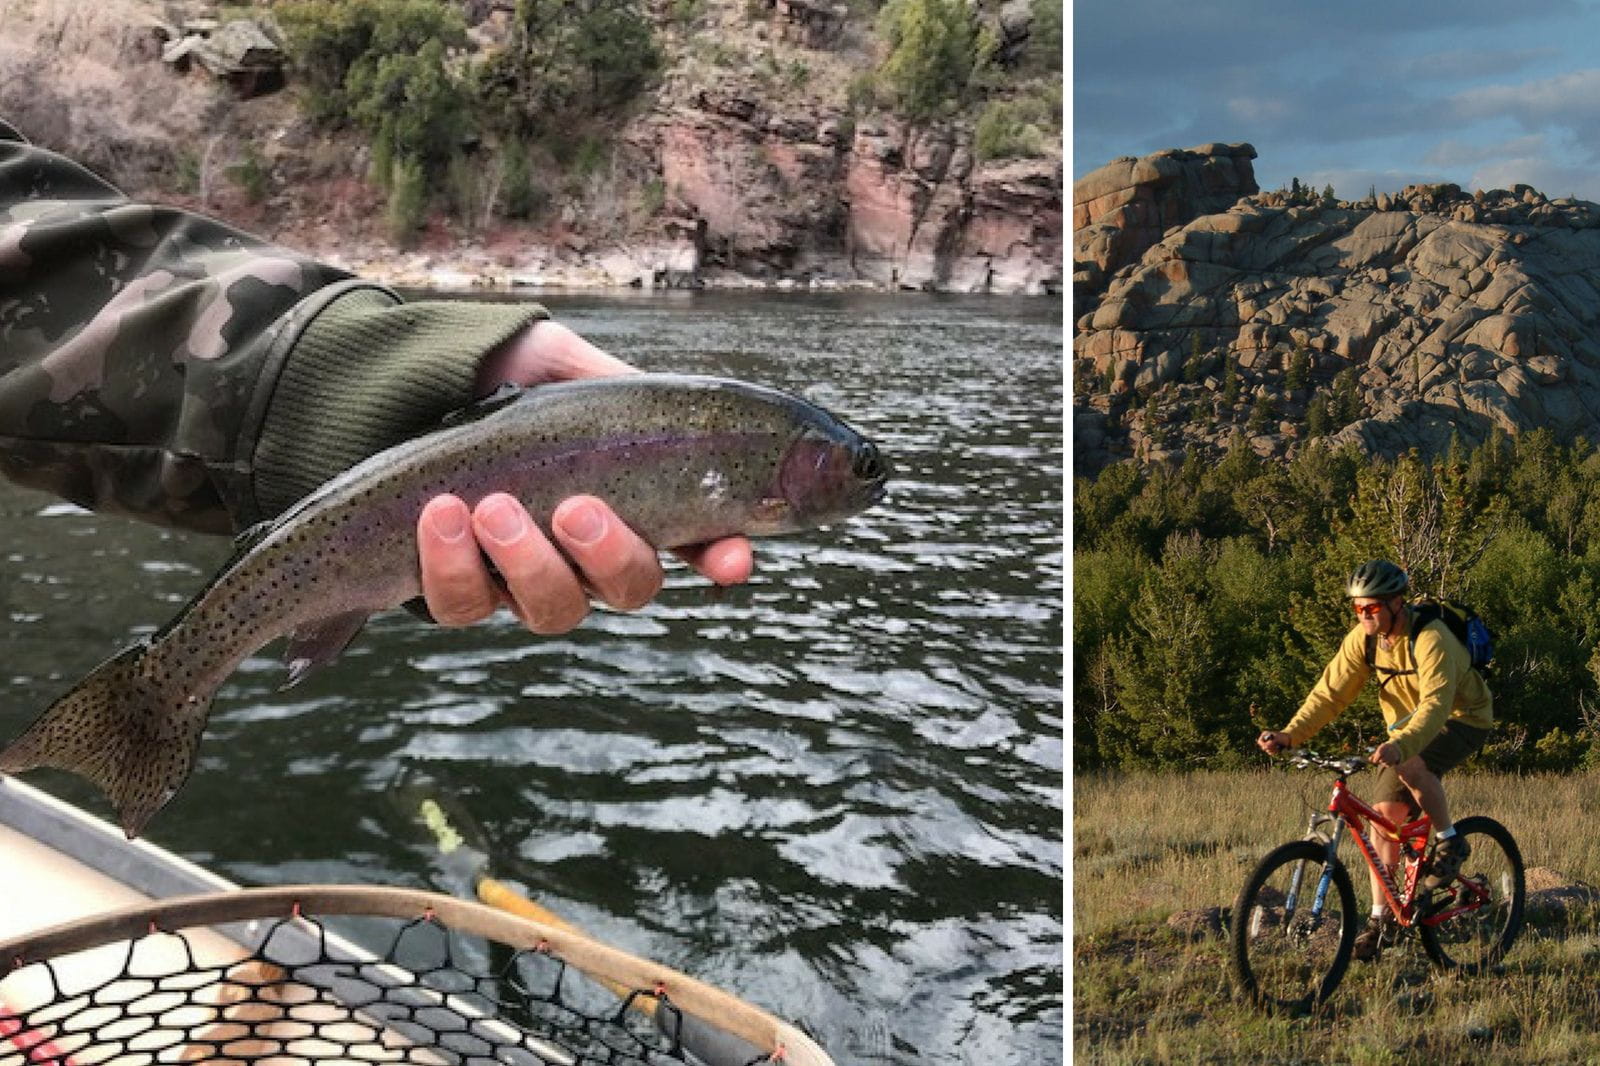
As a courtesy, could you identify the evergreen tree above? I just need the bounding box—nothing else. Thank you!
[1305,394,1331,438]
[875,0,988,122]
[1098,533,1246,768]
[1025,0,1062,74]
[386,156,428,246]
[351,39,472,174]
[1332,366,1363,424]
[1220,354,1241,409]
[276,0,469,127]
[1285,344,1310,391]
[1184,332,1205,383]
[500,139,539,219]
[476,0,660,137]
[1248,392,1274,432]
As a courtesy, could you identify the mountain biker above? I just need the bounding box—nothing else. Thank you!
[1255,560,1495,961]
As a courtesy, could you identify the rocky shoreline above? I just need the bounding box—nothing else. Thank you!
[317,233,1060,295]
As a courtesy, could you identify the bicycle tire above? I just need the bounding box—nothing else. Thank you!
[1417,815,1525,974]
[1230,839,1357,1013]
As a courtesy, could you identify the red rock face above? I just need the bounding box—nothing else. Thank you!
[638,91,1062,293]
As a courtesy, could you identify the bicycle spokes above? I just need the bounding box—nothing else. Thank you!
[1231,841,1356,1012]
[1416,817,1526,974]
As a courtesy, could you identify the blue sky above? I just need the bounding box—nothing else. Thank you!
[1072,0,1600,202]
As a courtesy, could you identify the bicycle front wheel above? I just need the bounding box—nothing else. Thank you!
[1230,839,1356,1012]
[1418,815,1525,974]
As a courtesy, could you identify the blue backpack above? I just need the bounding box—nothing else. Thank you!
[1364,597,1495,683]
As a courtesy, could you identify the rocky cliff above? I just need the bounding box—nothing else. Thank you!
[631,81,1062,293]
[1073,142,1257,299]
[0,0,1062,295]
[1073,143,1600,472]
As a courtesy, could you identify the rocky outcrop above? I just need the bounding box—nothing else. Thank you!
[1073,143,1257,303]
[1073,145,1600,473]
[631,78,1062,294]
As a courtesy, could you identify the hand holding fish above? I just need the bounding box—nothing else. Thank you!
[416,321,753,632]
[0,367,888,838]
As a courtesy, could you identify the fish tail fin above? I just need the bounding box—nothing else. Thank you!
[0,643,209,839]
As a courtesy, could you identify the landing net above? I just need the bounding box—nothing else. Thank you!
[0,886,832,1066]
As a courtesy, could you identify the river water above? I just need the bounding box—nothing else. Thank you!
[0,292,1063,1063]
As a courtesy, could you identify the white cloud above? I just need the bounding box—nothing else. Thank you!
[1073,0,1600,189]
[1466,157,1600,200]
[1389,47,1558,82]
[1424,135,1550,167]
[1449,68,1600,123]
[1225,96,1295,124]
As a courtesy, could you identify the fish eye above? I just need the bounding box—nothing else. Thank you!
[853,443,885,481]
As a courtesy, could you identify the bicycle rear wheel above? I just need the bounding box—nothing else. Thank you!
[1230,839,1356,1012]
[1417,815,1525,974]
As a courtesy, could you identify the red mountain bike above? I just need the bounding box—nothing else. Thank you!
[1230,750,1525,1012]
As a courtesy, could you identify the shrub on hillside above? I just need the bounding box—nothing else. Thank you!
[874,0,992,121]
[386,156,428,246]
[973,93,1057,161]
[499,140,541,220]
[274,0,469,127]
[351,39,473,174]
[475,0,660,138]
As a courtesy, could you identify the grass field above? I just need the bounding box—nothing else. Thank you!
[1074,767,1600,1064]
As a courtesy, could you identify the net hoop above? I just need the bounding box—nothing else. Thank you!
[0,884,833,1066]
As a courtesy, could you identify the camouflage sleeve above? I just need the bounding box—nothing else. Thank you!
[0,125,547,535]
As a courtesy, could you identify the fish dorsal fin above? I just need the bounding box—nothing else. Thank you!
[282,610,371,689]
[438,382,527,428]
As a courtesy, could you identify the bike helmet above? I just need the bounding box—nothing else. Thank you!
[1346,559,1408,599]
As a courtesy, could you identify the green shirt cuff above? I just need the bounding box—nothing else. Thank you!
[253,288,548,518]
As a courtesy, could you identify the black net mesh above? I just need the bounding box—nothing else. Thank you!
[0,908,769,1066]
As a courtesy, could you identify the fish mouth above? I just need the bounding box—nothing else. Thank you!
[851,439,891,502]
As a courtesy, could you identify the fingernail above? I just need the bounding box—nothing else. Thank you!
[558,501,606,546]
[430,501,469,542]
[479,497,527,544]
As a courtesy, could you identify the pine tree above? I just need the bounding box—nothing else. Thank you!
[1184,333,1206,383]
[875,0,986,122]
[1332,367,1362,424]
[1221,354,1240,409]
[1306,393,1331,438]
[386,156,428,247]
[1285,345,1310,391]
[1248,392,1274,432]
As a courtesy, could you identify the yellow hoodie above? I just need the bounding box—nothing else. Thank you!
[1282,610,1494,762]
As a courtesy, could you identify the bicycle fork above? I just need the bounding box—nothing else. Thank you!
[1303,817,1346,918]
[1270,814,1346,935]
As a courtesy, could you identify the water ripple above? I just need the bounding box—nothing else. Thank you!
[0,293,1063,1064]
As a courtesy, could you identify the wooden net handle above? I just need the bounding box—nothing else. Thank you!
[0,884,834,1066]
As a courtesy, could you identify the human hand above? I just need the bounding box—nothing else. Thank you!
[415,321,753,631]
[1256,730,1291,756]
[1369,742,1401,767]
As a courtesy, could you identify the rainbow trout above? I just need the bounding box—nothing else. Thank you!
[0,375,889,838]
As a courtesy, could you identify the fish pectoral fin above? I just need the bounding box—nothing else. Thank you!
[283,611,371,689]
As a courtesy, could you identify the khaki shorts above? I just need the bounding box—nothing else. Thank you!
[1369,719,1491,811]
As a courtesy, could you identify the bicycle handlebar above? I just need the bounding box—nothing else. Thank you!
[1286,749,1369,777]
